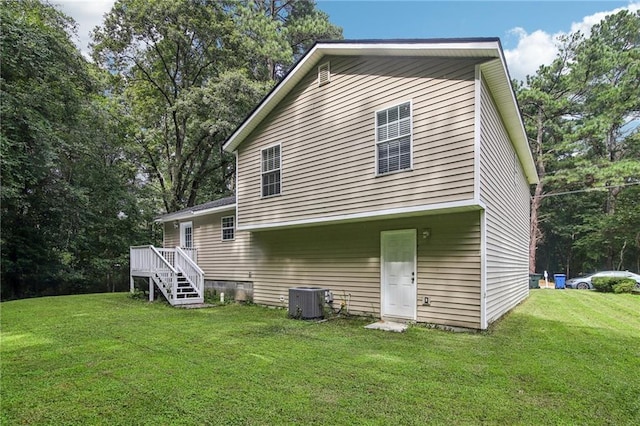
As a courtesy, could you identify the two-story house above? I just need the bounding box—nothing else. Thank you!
[130,38,538,330]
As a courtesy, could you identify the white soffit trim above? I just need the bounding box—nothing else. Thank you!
[238,200,485,232]
[155,204,236,223]
[223,40,504,154]
[479,59,538,184]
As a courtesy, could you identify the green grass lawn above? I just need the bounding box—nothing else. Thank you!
[1,291,639,425]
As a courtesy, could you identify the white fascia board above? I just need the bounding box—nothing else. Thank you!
[480,59,538,185]
[223,44,322,153]
[238,199,485,232]
[318,41,501,58]
[155,204,236,223]
[223,40,503,154]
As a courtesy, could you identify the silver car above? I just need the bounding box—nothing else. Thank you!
[566,271,640,290]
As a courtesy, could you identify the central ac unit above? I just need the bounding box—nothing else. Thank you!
[288,287,327,319]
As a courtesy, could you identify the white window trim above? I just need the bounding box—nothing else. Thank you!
[374,100,413,176]
[221,215,235,241]
[261,143,282,198]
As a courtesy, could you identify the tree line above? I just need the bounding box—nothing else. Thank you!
[1,0,341,299]
[518,9,640,277]
[1,1,638,299]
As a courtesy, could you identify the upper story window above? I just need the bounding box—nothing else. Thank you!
[376,101,412,175]
[221,216,235,241]
[261,144,281,197]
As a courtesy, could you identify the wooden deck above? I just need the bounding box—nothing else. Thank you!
[130,246,204,305]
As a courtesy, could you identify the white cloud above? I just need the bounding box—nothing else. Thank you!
[54,0,115,57]
[569,2,640,35]
[504,2,640,83]
[504,28,557,82]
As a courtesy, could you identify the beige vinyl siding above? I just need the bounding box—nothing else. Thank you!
[163,223,179,248]
[250,211,481,329]
[479,77,530,324]
[237,56,480,228]
[163,214,253,282]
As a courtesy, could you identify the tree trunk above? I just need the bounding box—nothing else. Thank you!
[267,0,277,81]
[530,184,543,273]
[604,127,621,269]
[529,110,546,273]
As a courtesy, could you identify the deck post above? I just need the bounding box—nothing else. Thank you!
[130,275,134,293]
[149,277,154,302]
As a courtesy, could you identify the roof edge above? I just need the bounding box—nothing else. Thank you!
[314,37,501,45]
[223,38,503,153]
[154,196,236,223]
[155,203,236,223]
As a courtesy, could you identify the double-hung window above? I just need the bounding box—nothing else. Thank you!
[221,216,235,241]
[261,144,281,197]
[376,102,412,175]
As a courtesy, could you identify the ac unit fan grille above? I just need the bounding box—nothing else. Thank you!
[288,287,327,319]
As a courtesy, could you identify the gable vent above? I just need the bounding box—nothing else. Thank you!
[318,62,330,87]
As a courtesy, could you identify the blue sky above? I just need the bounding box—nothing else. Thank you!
[315,0,639,79]
[317,1,631,43]
[57,0,639,81]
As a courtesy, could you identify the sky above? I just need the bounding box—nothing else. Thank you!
[55,0,639,82]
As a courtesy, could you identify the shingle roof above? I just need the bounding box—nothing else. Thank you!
[155,195,236,222]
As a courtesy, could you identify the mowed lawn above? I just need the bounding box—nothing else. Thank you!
[1,291,639,425]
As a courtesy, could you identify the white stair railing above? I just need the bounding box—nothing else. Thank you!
[130,245,204,305]
[175,246,204,301]
[180,247,198,263]
[157,248,175,267]
[130,245,155,274]
[149,245,178,302]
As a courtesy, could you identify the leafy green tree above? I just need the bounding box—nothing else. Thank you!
[1,0,93,297]
[91,0,267,212]
[62,91,162,293]
[91,0,342,213]
[236,0,343,80]
[561,10,640,270]
[522,10,640,275]
[1,0,156,298]
[516,36,577,272]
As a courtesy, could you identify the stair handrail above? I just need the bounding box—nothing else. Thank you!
[149,245,178,301]
[175,246,204,298]
[150,245,178,274]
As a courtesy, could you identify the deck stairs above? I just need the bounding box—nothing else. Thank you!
[130,245,204,305]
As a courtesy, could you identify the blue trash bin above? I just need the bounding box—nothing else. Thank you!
[554,274,566,289]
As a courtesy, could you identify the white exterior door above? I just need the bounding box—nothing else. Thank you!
[179,221,193,249]
[381,229,416,320]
